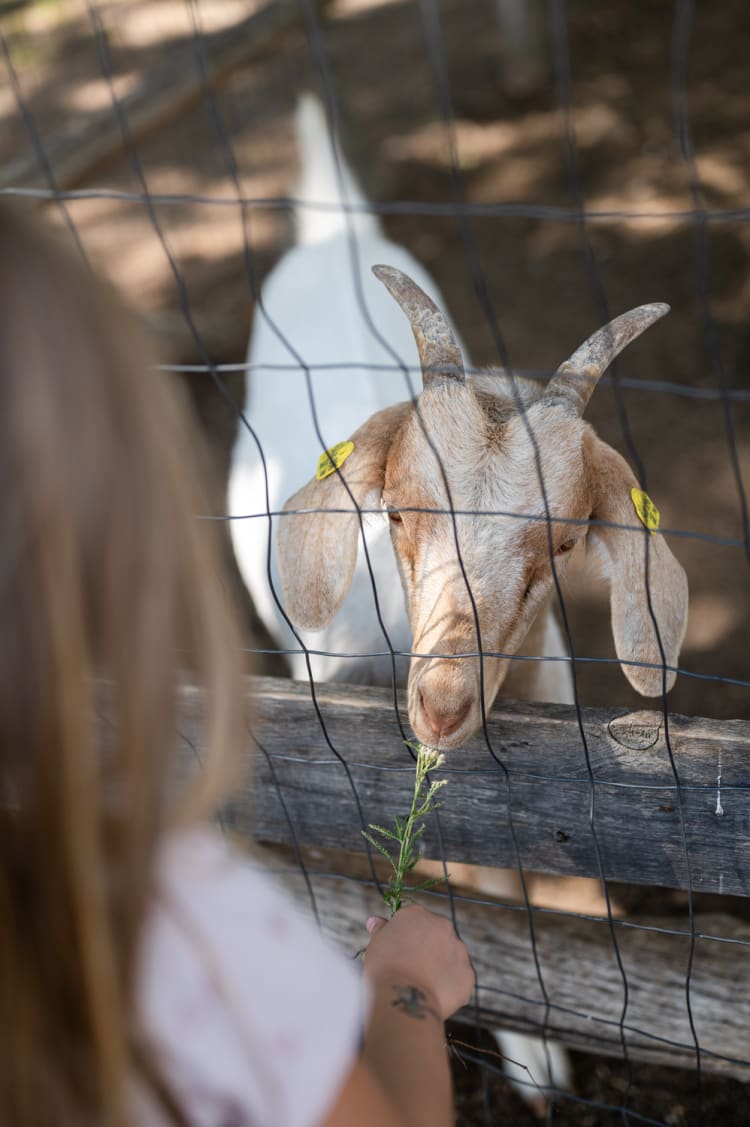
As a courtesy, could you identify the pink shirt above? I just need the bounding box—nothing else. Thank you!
[136,830,369,1126]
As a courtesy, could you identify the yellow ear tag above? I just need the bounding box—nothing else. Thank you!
[316,440,355,481]
[630,488,660,534]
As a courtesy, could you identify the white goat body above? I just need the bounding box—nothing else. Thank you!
[229,95,472,687]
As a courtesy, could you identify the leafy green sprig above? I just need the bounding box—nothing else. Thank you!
[362,741,448,915]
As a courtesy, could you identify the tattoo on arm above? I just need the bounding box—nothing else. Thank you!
[391,985,441,1024]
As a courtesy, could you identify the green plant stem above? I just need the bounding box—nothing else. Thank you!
[392,747,431,908]
[363,742,448,915]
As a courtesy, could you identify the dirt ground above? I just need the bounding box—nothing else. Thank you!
[446,1022,750,1127]
[3,0,749,1122]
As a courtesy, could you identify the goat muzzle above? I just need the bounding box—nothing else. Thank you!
[417,688,473,744]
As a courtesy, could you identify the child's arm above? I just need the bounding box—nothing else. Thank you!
[320,905,475,1127]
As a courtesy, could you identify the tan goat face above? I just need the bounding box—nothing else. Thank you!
[276,265,688,750]
[382,385,594,747]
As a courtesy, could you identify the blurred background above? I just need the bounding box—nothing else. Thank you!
[3,3,750,1122]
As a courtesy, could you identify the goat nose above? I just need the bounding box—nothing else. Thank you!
[419,691,471,741]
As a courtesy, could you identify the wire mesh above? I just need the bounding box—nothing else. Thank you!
[3,1,750,1123]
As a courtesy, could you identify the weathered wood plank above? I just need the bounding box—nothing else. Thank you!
[175,676,750,898]
[172,678,750,1077]
[262,858,750,1080]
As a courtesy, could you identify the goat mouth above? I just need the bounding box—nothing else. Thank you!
[407,655,508,749]
[410,719,475,753]
[409,688,476,750]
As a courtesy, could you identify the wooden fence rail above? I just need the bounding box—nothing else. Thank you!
[174,675,750,1077]
[179,675,750,898]
[265,869,750,1079]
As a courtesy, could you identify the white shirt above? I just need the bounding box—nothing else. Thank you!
[137,829,369,1126]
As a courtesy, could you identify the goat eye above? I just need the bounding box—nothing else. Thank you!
[555,538,576,556]
[387,505,403,524]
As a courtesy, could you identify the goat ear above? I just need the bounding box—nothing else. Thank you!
[277,402,411,631]
[586,435,688,695]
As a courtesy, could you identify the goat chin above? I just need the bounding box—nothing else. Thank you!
[408,689,483,751]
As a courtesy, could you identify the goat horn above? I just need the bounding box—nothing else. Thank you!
[545,303,670,416]
[372,264,465,387]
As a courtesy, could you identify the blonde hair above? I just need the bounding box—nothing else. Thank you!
[0,203,246,1124]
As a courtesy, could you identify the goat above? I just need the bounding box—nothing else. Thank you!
[279,269,688,749]
[229,93,689,1110]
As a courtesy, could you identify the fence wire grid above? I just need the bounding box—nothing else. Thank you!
[3,1,750,1125]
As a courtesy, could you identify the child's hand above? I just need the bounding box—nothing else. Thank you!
[362,906,475,1020]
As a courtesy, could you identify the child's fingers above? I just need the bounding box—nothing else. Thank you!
[366,915,388,936]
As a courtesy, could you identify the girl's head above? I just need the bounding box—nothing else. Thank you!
[0,202,244,1123]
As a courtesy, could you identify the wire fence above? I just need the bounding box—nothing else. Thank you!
[3,1,750,1123]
